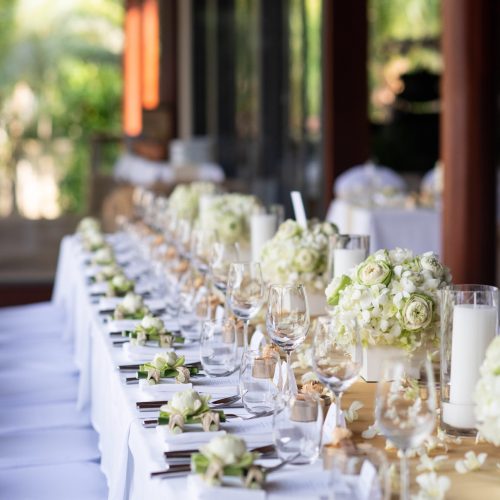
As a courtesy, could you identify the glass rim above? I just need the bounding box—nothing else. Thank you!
[441,284,498,293]
[268,282,306,290]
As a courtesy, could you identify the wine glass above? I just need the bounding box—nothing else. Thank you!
[311,316,362,428]
[375,357,436,500]
[191,227,216,275]
[226,262,266,348]
[266,283,310,395]
[210,241,240,293]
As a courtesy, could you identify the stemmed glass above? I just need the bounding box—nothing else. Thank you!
[375,357,436,500]
[266,283,310,395]
[226,262,266,348]
[311,316,362,428]
[210,241,240,293]
[191,228,216,275]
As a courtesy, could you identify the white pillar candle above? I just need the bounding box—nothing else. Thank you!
[198,194,215,225]
[443,304,497,428]
[333,248,366,277]
[251,214,277,261]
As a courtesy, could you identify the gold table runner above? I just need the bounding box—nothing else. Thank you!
[341,381,500,498]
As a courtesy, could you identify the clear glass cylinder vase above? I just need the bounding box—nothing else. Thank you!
[440,284,498,436]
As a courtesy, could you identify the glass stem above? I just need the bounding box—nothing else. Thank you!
[335,392,344,428]
[285,352,293,395]
[243,319,249,349]
[400,450,410,500]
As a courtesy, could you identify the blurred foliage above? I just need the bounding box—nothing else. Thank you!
[0,0,123,215]
[368,0,442,123]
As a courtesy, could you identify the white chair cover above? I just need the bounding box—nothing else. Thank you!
[0,462,107,500]
[334,162,407,199]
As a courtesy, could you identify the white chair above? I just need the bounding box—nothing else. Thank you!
[0,402,90,435]
[334,162,407,200]
[0,461,107,500]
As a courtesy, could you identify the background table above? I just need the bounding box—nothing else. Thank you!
[326,199,441,256]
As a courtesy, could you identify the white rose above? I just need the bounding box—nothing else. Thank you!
[93,247,113,264]
[276,220,302,240]
[293,248,319,273]
[112,274,127,288]
[167,389,203,416]
[122,293,143,312]
[141,315,164,331]
[201,434,248,465]
[162,351,178,367]
[401,293,433,331]
[357,260,392,286]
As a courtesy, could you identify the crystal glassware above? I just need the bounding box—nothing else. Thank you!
[200,319,238,377]
[239,348,281,414]
[273,393,323,464]
[327,233,370,281]
[210,241,240,293]
[311,316,362,428]
[266,283,310,394]
[226,262,266,348]
[375,357,437,500]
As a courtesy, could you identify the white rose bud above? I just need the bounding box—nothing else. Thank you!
[201,434,248,465]
[163,351,178,367]
[357,260,392,286]
[293,248,319,273]
[141,315,164,331]
[112,274,127,288]
[168,389,203,415]
[420,253,444,277]
[402,293,433,331]
[122,292,143,312]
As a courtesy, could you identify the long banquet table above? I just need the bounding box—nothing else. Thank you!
[53,234,500,500]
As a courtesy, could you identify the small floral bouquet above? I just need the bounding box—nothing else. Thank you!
[127,315,184,347]
[325,249,451,351]
[93,264,122,283]
[192,434,265,489]
[204,193,260,244]
[137,352,197,384]
[113,293,150,320]
[159,389,225,433]
[82,231,107,252]
[106,273,135,297]
[91,247,115,266]
[475,336,500,445]
[260,219,338,292]
[77,216,101,235]
[168,182,217,221]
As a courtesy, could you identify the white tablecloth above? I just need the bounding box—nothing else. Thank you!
[326,199,441,256]
[55,235,331,500]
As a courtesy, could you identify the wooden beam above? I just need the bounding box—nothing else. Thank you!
[123,0,143,137]
[441,0,496,284]
[322,0,369,210]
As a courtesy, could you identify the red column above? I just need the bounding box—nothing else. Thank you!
[441,0,496,283]
[141,0,160,110]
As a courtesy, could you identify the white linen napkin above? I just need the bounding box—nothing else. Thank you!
[139,379,193,393]
[187,475,266,500]
[107,319,140,334]
[157,426,226,449]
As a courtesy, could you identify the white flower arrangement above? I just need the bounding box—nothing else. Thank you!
[260,219,338,292]
[77,216,101,235]
[325,249,451,352]
[113,292,150,320]
[159,389,222,433]
[412,472,450,500]
[138,352,194,384]
[192,434,264,488]
[454,451,487,474]
[82,230,107,252]
[204,193,260,244]
[91,247,115,266]
[106,273,135,297]
[168,182,217,221]
[475,336,500,446]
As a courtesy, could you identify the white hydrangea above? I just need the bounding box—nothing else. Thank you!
[325,248,451,352]
[260,219,338,291]
[474,336,500,445]
[168,182,217,221]
[204,193,260,244]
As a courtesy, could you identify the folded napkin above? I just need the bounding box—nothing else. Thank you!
[85,266,102,279]
[139,379,193,393]
[195,385,239,397]
[98,297,165,312]
[89,282,109,295]
[157,426,226,449]
[187,474,266,500]
[107,319,141,334]
[122,343,199,364]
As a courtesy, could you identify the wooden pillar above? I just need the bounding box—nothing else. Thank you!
[322,0,369,208]
[441,0,496,284]
[141,0,160,110]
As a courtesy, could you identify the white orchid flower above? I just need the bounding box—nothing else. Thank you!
[344,401,364,423]
[454,451,487,474]
[412,472,451,500]
[416,454,448,473]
